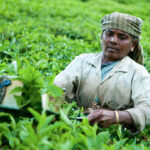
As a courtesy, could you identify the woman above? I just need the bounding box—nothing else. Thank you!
[54,12,150,133]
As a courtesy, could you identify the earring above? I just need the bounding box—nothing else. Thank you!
[131,48,134,52]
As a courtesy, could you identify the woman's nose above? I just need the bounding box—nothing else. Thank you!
[110,35,118,44]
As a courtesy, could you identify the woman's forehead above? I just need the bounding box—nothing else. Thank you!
[104,29,131,36]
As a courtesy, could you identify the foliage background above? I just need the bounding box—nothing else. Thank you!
[0,0,150,149]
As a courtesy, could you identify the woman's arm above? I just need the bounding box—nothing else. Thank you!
[88,109,133,128]
[118,111,133,124]
[54,54,85,102]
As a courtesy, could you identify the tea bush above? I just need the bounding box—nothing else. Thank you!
[0,0,150,149]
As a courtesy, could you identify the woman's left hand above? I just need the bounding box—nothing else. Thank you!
[88,109,116,127]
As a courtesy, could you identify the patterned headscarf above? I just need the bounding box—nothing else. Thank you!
[101,12,144,65]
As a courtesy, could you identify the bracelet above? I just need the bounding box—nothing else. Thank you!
[114,111,119,124]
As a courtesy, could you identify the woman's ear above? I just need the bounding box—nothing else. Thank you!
[131,40,138,52]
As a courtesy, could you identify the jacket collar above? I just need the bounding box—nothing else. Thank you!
[87,53,102,68]
[114,56,130,73]
[87,52,129,73]
[101,57,130,84]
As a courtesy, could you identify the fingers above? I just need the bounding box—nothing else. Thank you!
[88,109,103,121]
[88,109,115,128]
[89,113,107,127]
[97,119,110,128]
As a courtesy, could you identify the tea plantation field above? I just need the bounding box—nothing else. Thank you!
[0,0,150,149]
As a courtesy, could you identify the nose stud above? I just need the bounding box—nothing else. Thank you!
[110,37,114,42]
[110,37,117,43]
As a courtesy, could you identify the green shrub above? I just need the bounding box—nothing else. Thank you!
[0,0,150,149]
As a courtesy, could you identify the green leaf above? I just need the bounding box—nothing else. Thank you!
[96,131,110,144]
[114,139,127,150]
[60,110,72,126]
[9,87,23,95]
[28,107,41,121]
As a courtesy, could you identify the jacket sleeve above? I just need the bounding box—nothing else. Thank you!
[53,54,85,102]
[125,67,150,132]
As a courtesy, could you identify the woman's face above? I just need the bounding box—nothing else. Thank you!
[101,29,136,62]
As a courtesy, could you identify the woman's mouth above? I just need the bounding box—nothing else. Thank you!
[107,47,119,52]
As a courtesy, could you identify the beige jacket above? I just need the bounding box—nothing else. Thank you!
[54,52,150,132]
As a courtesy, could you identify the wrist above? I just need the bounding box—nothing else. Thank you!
[114,111,119,124]
[116,111,133,125]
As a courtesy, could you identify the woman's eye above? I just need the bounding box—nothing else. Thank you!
[105,31,113,36]
[119,35,127,40]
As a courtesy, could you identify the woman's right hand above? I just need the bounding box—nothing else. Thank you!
[88,109,116,128]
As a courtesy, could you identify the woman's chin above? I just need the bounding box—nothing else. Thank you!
[104,52,120,62]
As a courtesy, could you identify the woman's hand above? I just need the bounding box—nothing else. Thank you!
[88,109,133,127]
[88,109,116,127]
